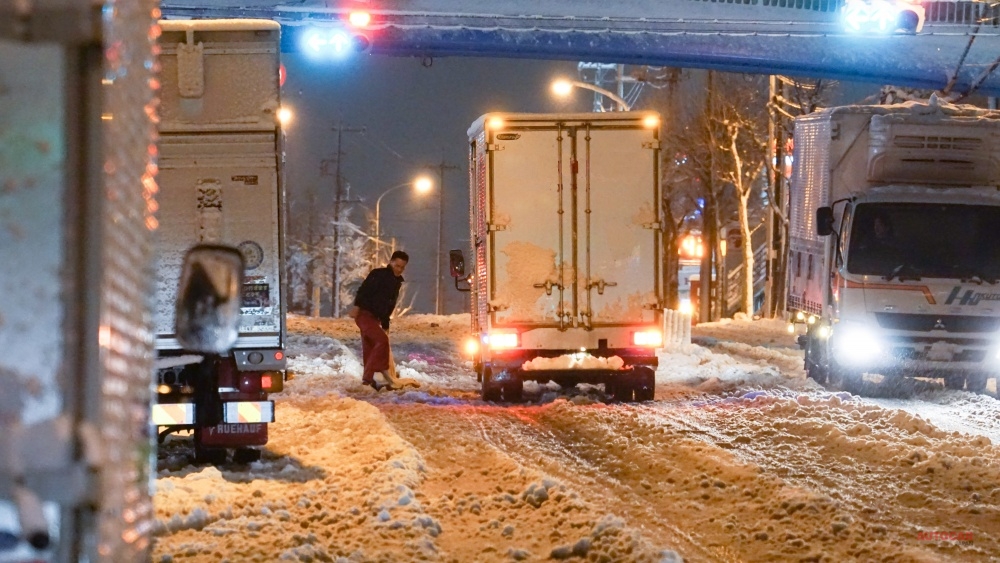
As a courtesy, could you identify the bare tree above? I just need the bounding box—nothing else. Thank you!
[714,74,769,315]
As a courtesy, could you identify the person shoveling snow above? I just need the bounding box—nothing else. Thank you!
[349,250,420,391]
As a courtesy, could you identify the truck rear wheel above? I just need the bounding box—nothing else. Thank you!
[481,368,502,402]
[829,362,863,395]
[943,374,966,390]
[804,337,829,385]
[481,369,523,403]
[632,367,656,402]
[966,374,988,394]
[607,368,655,403]
[233,447,262,464]
[194,445,227,465]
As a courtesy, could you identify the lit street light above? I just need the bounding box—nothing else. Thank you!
[551,78,631,111]
[373,176,434,264]
[277,106,293,126]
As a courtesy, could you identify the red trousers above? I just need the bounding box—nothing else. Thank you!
[355,309,389,382]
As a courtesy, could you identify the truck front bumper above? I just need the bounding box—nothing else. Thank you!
[832,330,1000,378]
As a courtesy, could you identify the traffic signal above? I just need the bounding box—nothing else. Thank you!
[301,27,371,57]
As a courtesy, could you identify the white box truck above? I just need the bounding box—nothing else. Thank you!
[453,112,663,402]
[789,99,1000,393]
[151,19,286,463]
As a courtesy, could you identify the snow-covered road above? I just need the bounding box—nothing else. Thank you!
[151,315,1000,562]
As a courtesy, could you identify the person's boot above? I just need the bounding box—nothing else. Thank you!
[376,371,397,390]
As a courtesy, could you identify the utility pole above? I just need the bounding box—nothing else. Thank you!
[700,70,715,324]
[428,160,460,315]
[764,75,777,318]
[328,122,365,317]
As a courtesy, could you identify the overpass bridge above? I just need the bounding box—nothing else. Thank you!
[160,0,1000,97]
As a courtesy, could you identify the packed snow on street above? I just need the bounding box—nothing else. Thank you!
[152,314,1000,562]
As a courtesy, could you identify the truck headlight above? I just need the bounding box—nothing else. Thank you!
[832,325,883,365]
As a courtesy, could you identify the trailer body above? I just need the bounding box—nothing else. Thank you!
[151,19,286,460]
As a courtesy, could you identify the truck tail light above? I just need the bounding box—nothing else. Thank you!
[463,337,480,356]
[487,330,519,350]
[632,330,663,347]
[257,371,283,393]
[348,10,372,27]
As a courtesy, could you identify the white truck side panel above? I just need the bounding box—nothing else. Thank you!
[0,42,66,426]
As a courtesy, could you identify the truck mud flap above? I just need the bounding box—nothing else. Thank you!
[198,422,268,447]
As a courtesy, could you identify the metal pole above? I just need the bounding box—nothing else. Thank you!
[329,123,365,317]
[700,70,714,323]
[431,161,459,315]
[372,199,385,268]
[764,75,776,317]
[569,80,630,111]
[436,171,443,315]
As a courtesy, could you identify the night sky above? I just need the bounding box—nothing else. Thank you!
[282,51,589,315]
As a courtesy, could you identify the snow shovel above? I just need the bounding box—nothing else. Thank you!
[378,346,420,390]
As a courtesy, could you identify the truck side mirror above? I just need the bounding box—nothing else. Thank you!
[449,249,466,278]
[175,244,244,354]
[816,207,835,237]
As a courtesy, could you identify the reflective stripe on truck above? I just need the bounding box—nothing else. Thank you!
[152,401,274,425]
[151,403,196,425]
[223,401,275,424]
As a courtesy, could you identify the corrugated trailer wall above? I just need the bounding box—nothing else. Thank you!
[0,1,159,561]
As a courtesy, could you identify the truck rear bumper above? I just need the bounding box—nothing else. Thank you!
[513,367,651,386]
[486,350,658,371]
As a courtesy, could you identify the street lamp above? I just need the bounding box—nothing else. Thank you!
[277,106,293,127]
[372,176,433,264]
[551,78,631,111]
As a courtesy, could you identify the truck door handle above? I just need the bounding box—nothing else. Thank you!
[586,279,617,295]
[533,280,563,296]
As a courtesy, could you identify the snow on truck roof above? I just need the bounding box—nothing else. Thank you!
[807,96,1000,120]
[158,19,281,32]
[468,111,661,137]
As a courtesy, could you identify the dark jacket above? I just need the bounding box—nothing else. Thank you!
[354,265,404,329]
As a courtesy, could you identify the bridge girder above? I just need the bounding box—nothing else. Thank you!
[161,1,1000,97]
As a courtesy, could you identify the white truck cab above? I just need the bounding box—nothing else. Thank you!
[790,100,1000,393]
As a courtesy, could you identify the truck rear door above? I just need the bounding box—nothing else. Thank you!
[583,124,660,326]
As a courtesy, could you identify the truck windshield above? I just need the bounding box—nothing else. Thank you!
[847,203,1000,280]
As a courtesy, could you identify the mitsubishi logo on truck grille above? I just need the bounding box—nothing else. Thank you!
[933,319,946,330]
